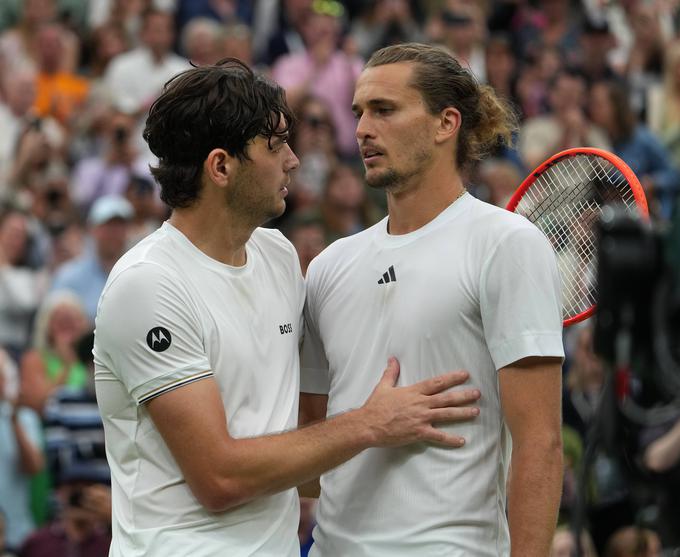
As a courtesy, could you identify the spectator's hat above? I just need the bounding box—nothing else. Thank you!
[88,194,133,226]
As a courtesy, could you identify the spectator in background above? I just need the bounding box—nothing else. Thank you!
[124,175,163,246]
[562,323,634,553]
[475,159,522,208]
[519,69,611,171]
[550,525,599,557]
[0,208,47,360]
[255,0,312,66]
[103,8,189,117]
[71,109,151,214]
[33,22,90,130]
[319,164,380,243]
[289,95,339,208]
[49,195,132,324]
[483,33,518,105]
[19,292,91,415]
[0,0,79,78]
[647,40,680,170]
[623,1,667,117]
[179,17,222,66]
[604,526,661,557]
[578,18,619,84]
[18,482,111,557]
[219,22,253,66]
[638,414,680,548]
[430,3,487,82]
[0,69,65,200]
[347,0,424,61]
[588,78,680,221]
[272,1,363,158]
[0,349,44,553]
[285,212,326,277]
[84,23,130,80]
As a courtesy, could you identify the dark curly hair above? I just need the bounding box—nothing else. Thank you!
[143,58,294,208]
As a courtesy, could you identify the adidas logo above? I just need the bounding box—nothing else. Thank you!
[378,265,397,284]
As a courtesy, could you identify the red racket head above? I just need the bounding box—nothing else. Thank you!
[506,148,649,327]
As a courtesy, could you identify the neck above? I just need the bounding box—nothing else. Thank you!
[384,162,465,235]
[168,201,257,267]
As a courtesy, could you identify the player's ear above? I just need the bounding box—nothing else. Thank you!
[435,107,461,144]
[204,148,234,189]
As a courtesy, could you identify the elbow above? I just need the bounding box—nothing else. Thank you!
[193,478,254,513]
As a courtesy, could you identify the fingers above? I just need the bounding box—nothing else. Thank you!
[427,406,479,424]
[419,426,466,448]
[379,357,400,388]
[428,388,481,409]
[417,370,470,395]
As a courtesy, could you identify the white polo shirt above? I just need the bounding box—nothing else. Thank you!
[94,222,304,557]
[302,193,564,556]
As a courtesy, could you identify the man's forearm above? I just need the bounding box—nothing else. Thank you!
[507,441,563,557]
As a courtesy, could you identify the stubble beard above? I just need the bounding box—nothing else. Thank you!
[365,148,432,192]
[226,167,286,226]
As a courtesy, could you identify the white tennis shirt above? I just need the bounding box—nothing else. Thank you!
[302,193,564,556]
[94,222,304,557]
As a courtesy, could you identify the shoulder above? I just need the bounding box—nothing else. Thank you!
[251,227,299,262]
[462,196,554,255]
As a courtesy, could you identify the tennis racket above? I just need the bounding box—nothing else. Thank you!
[506,148,649,327]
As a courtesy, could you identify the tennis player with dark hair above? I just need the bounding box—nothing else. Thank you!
[301,43,565,556]
[93,58,480,556]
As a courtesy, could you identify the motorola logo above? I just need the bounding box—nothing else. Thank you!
[146,327,172,352]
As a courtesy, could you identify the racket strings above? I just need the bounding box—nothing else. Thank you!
[514,154,636,321]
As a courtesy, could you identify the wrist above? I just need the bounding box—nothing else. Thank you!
[343,406,378,448]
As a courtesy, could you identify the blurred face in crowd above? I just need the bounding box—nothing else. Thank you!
[142,12,175,57]
[325,166,365,211]
[485,38,516,87]
[22,0,56,25]
[295,99,336,155]
[353,62,438,192]
[48,302,88,345]
[94,24,128,67]
[184,22,219,67]
[301,12,339,49]
[0,212,30,266]
[93,218,129,261]
[549,73,586,114]
[221,24,253,66]
[588,82,614,130]
[290,222,326,275]
[36,23,64,73]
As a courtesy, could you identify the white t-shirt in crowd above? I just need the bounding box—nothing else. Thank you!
[94,222,304,557]
[302,193,564,557]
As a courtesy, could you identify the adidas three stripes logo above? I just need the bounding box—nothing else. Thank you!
[378,265,397,285]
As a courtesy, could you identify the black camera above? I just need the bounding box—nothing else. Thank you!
[594,207,680,413]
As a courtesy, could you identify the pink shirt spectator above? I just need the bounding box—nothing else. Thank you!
[273,51,363,157]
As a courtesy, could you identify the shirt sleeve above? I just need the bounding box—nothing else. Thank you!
[94,261,212,405]
[480,223,565,370]
[300,262,330,395]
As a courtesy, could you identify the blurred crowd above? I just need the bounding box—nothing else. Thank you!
[0,0,679,556]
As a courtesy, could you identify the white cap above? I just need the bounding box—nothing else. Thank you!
[87,194,134,226]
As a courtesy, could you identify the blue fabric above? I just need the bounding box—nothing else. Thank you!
[49,246,108,323]
[0,403,43,550]
[614,126,680,220]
